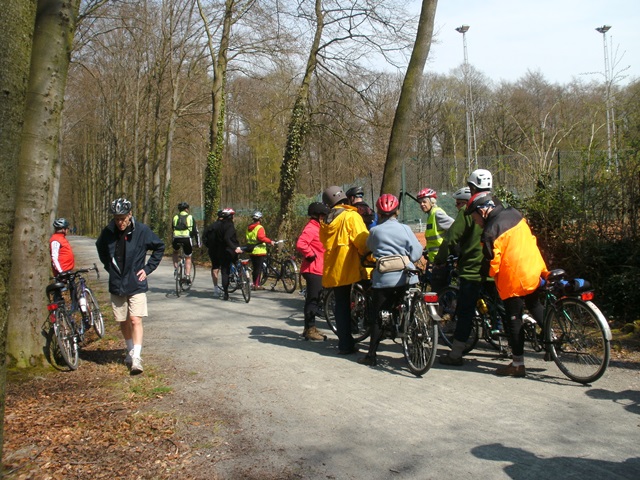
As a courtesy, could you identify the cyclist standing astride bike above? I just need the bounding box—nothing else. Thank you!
[466,190,548,378]
[202,210,224,297]
[246,211,273,289]
[296,202,330,342]
[358,194,423,366]
[211,208,243,301]
[436,170,499,367]
[172,202,199,285]
[95,197,165,375]
[319,186,369,355]
[50,218,75,276]
[416,188,453,263]
[346,186,376,229]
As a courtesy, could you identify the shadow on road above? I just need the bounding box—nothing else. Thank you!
[472,443,640,479]
[586,388,640,416]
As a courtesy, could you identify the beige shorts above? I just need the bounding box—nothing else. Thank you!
[111,293,148,322]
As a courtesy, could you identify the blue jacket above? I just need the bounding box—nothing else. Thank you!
[96,218,165,296]
[366,217,423,289]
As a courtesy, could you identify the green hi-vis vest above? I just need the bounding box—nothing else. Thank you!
[246,225,266,255]
[173,212,193,238]
[424,207,446,263]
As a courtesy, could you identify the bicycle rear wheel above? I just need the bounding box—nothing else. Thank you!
[53,309,79,370]
[228,264,239,293]
[259,259,269,287]
[546,297,610,384]
[190,261,196,284]
[85,288,104,338]
[239,263,251,303]
[402,295,438,376]
[175,263,182,297]
[281,259,298,293]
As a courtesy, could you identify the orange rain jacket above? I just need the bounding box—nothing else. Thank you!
[481,205,547,300]
[319,205,369,288]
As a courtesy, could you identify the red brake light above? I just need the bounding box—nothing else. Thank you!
[47,303,58,311]
[423,292,438,303]
[580,291,594,301]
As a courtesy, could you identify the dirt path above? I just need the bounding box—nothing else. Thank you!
[67,238,640,478]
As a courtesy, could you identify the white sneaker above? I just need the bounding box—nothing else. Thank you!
[124,349,133,367]
[214,286,221,296]
[130,356,143,375]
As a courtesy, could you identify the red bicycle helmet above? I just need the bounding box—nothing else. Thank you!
[417,188,437,200]
[376,194,400,214]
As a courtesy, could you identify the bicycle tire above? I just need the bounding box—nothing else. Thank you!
[190,261,196,284]
[259,259,269,287]
[85,288,105,338]
[239,263,251,303]
[281,259,298,293]
[436,286,479,353]
[402,294,438,376]
[175,263,182,297]
[546,297,610,384]
[228,264,238,293]
[323,285,370,343]
[53,309,79,370]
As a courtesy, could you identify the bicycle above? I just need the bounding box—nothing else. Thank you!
[419,255,459,292]
[228,253,252,303]
[321,283,370,343]
[174,249,196,297]
[45,265,104,370]
[259,240,298,293]
[364,264,440,376]
[438,269,611,384]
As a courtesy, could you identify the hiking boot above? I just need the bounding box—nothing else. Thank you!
[495,363,526,377]
[357,355,377,366]
[130,356,143,375]
[439,353,464,366]
[303,326,326,342]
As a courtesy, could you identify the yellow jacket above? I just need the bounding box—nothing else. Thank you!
[319,205,369,287]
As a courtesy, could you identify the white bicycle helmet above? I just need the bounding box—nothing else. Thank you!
[110,197,132,215]
[467,169,493,190]
[252,211,263,220]
[452,187,471,201]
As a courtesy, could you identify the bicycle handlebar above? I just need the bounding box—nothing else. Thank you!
[55,263,100,282]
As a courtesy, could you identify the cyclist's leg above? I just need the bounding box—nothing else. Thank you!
[250,255,262,287]
[172,238,181,270]
[441,278,480,365]
[498,296,527,377]
[220,255,233,299]
[183,238,193,277]
[301,272,325,340]
[359,288,392,365]
[334,285,355,353]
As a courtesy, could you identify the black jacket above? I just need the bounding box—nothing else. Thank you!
[95,218,165,296]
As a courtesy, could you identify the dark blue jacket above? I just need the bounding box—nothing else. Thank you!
[95,218,165,296]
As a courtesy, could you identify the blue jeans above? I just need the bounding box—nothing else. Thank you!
[333,285,355,352]
[453,278,482,343]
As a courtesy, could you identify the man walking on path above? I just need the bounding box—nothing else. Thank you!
[96,197,165,375]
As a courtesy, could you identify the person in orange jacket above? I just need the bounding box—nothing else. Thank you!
[466,191,548,378]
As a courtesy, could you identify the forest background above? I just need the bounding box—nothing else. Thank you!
[1,0,639,462]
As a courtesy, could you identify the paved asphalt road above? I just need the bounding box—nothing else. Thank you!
[73,236,640,479]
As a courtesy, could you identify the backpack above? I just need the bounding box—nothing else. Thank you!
[202,222,219,250]
[174,214,189,231]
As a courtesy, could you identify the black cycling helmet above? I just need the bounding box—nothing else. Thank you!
[178,202,189,211]
[307,202,330,218]
[345,186,364,198]
[110,197,132,215]
[322,186,347,207]
[216,209,223,218]
[53,218,69,229]
[465,191,495,215]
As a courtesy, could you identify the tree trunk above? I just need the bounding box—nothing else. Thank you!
[276,0,324,239]
[6,0,81,368]
[0,0,37,461]
[381,0,438,195]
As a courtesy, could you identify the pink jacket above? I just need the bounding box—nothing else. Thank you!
[296,219,324,276]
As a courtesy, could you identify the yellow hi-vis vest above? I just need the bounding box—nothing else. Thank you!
[246,225,267,255]
[424,207,446,263]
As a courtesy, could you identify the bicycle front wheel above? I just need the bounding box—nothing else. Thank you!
[239,263,251,303]
[54,309,79,370]
[350,284,370,343]
[85,288,104,338]
[402,295,438,376]
[546,297,610,384]
[324,288,338,334]
[281,259,298,293]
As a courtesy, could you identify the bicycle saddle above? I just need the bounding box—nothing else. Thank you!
[46,282,67,295]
